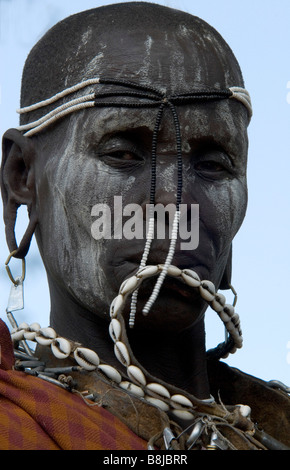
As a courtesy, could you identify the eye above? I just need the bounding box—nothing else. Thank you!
[108,151,138,161]
[194,151,233,180]
[100,150,144,169]
[194,161,225,173]
[95,136,145,169]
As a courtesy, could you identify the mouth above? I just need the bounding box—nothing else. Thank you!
[115,251,205,300]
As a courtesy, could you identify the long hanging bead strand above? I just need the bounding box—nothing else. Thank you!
[142,102,183,316]
[129,102,166,328]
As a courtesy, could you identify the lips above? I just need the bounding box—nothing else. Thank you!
[109,237,212,297]
[118,250,203,299]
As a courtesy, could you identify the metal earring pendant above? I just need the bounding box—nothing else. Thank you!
[5,251,32,356]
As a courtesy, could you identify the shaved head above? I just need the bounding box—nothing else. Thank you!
[20,2,244,124]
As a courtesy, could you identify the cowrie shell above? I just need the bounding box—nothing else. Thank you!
[136,265,159,279]
[51,337,71,359]
[166,265,182,277]
[235,337,243,348]
[110,294,124,318]
[181,270,201,288]
[226,322,237,334]
[219,310,231,323]
[127,365,146,387]
[231,313,240,326]
[36,327,57,346]
[18,322,29,330]
[211,293,226,313]
[24,330,37,341]
[11,330,25,342]
[109,319,122,342]
[24,322,41,340]
[146,382,170,400]
[238,405,251,418]
[29,322,41,332]
[98,364,122,383]
[172,409,195,420]
[119,275,140,295]
[114,341,130,367]
[199,280,216,302]
[119,381,144,397]
[74,347,100,371]
[223,304,235,317]
[145,396,169,412]
[170,394,193,409]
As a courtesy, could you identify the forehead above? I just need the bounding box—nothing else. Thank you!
[81,26,242,95]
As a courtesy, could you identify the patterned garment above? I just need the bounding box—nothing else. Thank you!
[0,319,147,450]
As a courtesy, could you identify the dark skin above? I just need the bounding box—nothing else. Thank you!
[1,15,248,401]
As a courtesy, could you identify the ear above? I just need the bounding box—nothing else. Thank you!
[218,244,232,290]
[1,128,38,259]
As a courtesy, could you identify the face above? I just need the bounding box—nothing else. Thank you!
[32,26,248,333]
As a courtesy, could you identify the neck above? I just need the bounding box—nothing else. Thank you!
[48,276,210,400]
[128,319,210,400]
[48,276,120,367]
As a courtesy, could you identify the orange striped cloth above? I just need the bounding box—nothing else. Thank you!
[0,319,147,450]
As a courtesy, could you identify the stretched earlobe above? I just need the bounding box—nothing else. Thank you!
[218,244,232,290]
[1,128,38,259]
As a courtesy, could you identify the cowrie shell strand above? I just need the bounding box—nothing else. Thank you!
[74,347,100,371]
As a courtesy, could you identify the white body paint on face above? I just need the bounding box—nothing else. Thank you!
[31,9,249,330]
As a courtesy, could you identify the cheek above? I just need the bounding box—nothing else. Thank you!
[200,178,247,249]
[35,153,112,310]
[35,143,145,313]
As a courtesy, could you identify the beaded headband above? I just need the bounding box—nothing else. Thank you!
[17,77,252,342]
[17,77,252,137]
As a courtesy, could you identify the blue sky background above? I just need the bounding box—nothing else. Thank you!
[0,0,290,386]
